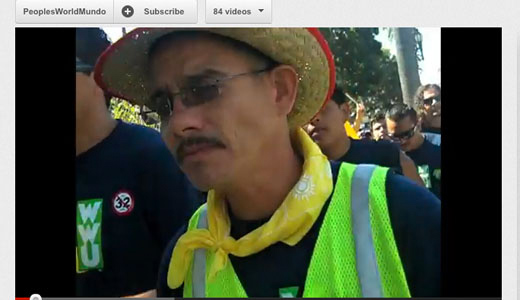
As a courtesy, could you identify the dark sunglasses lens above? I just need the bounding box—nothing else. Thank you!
[403,128,415,139]
[424,96,440,105]
[155,96,172,119]
[186,85,220,106]
[392,128,414,141]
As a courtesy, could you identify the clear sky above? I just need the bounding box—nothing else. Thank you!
[103,27,135,42]
[103,27,441,86]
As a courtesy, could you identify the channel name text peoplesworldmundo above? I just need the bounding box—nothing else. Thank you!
[23,7,107,16]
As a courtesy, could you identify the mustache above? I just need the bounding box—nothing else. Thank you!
[174,135,226,163]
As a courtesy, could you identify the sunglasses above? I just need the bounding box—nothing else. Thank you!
[423,96,440,106]
[145,66,276,121]
[76,57,93,74]
[389,125,416,142]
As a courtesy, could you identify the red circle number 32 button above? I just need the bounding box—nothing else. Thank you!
[112,190,135,216]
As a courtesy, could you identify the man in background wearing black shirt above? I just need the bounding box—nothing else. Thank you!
[386,104,441,199]
[305,87,424,186]
[75,28,197,297]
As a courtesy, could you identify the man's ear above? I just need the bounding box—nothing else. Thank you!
[270,65,299,117]
[339,102,350,122]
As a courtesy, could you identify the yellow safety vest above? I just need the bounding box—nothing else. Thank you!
[178,163,410,297]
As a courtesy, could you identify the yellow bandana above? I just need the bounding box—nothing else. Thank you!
[167,128,333,289]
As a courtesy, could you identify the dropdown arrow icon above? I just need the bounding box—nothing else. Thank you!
[259,9,264,12]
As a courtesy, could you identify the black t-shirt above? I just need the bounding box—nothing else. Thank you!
[157,161,440,297]
[76,120,198,297]
[422,127,441,134]
[340,138,402,174]
[406,138,441,199]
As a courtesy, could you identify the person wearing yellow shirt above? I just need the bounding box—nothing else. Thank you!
[343,95,364,139]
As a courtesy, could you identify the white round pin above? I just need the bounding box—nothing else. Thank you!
[112,190,135,216]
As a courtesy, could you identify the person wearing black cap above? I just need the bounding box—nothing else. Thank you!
[305,86,424,187]
[75,28,197,297]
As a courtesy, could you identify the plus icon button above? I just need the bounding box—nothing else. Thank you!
[122,5,134,18]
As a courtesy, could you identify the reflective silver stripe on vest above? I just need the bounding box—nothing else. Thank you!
[192,206,208,298]
[351,164,383,297]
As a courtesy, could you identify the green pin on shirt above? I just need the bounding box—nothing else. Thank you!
[279,286,299,297]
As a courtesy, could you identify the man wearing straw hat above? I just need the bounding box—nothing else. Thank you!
[95,28,440,297]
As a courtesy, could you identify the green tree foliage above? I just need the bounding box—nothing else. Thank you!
[109,98,160,131]
[108,27,161,131]
[320,28,403,119]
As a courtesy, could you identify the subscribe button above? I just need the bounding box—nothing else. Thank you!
[206,0,271,23]
[114,0,197,23]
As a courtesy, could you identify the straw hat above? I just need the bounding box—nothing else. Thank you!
[94,28,335,128]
